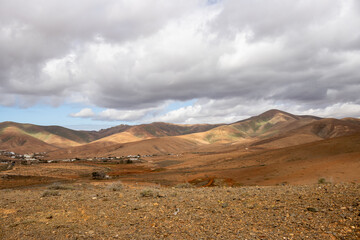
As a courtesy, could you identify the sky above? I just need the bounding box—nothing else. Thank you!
[0,0,360,130]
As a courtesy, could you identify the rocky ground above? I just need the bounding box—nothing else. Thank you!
[0,182,359,239]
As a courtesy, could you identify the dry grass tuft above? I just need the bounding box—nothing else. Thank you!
[47,182,75,190]
[42,190,61,197]
[106,181,123,191]
[174,182,194,188]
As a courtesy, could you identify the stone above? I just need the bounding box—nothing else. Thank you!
[307,207,319,212]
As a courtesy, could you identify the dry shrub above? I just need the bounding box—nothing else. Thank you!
[140,188,162,198]
[42,190,61,197]
[106,181,123,191]
[174,182,194,188]
[47,182,74,190]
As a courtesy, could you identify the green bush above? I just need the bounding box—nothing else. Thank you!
[318,178,327,184]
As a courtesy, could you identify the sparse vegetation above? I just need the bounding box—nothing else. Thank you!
[140,188,162,198]
[140,189,155,197]
[41,190,61,197]
[47,182,74,190]
[106,181,123,191]
[174,182,193,188]
[1,183,359,239]
[318,177,327,184]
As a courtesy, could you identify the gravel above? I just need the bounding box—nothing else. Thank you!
[0,183,359,239]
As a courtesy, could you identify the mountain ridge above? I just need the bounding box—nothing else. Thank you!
[1,110,360,155]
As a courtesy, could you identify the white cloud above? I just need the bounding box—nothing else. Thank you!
[296,103,360,119]
[96,109,151,121]
[70,108,95,118]
[1,0,360,123]
[70,105,165,122]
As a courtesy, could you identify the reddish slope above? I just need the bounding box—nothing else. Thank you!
[0,121,222,153]
[252,118,360,149]
[147,133,360,186]
[0,128,59,153]
[94,122,223,144]
[47,136,200,159]
[223,133,360,185]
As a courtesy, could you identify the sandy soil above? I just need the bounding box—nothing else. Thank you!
[0,182,359,239]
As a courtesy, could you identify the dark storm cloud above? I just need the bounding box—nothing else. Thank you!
[0,0,359,121]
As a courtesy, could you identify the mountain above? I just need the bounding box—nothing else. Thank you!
[180,109,320,144]
[251,117,360,149]
[94,122,223,144]
[0,121,221,153]
[94,124,132,139]
[342,117,360,126]
[45,110,360,159]
[2,110,360,156]
[0,122,94,153]
[47,136,201,159]
[0,126,59,153]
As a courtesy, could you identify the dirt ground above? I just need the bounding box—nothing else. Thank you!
[0,182,359,239]
[0,137,359,239]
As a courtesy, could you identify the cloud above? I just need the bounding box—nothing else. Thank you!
[147,99,360,124]
[295,102,360,119]
[96,108,154,121]
[70,105,165,122]
[69,108,95,118]
[1,0,360,122]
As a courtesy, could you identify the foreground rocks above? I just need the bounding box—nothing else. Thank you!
[0,182,359,239]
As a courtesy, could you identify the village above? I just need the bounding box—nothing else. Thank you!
[0,150,146,170]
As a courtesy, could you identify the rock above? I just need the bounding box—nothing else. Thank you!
[92,171,109,180]
[307,207,319,212]
[174,208,180,215]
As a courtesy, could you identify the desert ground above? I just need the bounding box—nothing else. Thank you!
[0,181,359,239]
[1,143,360,239]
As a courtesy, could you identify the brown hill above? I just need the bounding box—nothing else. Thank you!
[46,110,360,159]
[180,109,319,144]
[47,136,200,159]
[214,132,360,185]
[0,126,58,153]
[0,122,98,144]
[3,110,360,158]
[342,117,360,125]
[94,124,132,139]
[125,132,360,186]
[94,122,223,144]
[0,121,221,153]
[251,118,360,149]
[0,123,88,151]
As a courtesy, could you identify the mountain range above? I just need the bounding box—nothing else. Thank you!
[1,109,360,158]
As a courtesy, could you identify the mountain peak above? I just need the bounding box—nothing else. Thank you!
[258,109,293,118]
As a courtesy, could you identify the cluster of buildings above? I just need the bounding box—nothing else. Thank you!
[0,150,45,160]
[0,150,146,165]
[0,150,47,165]
[84,155,143,163]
